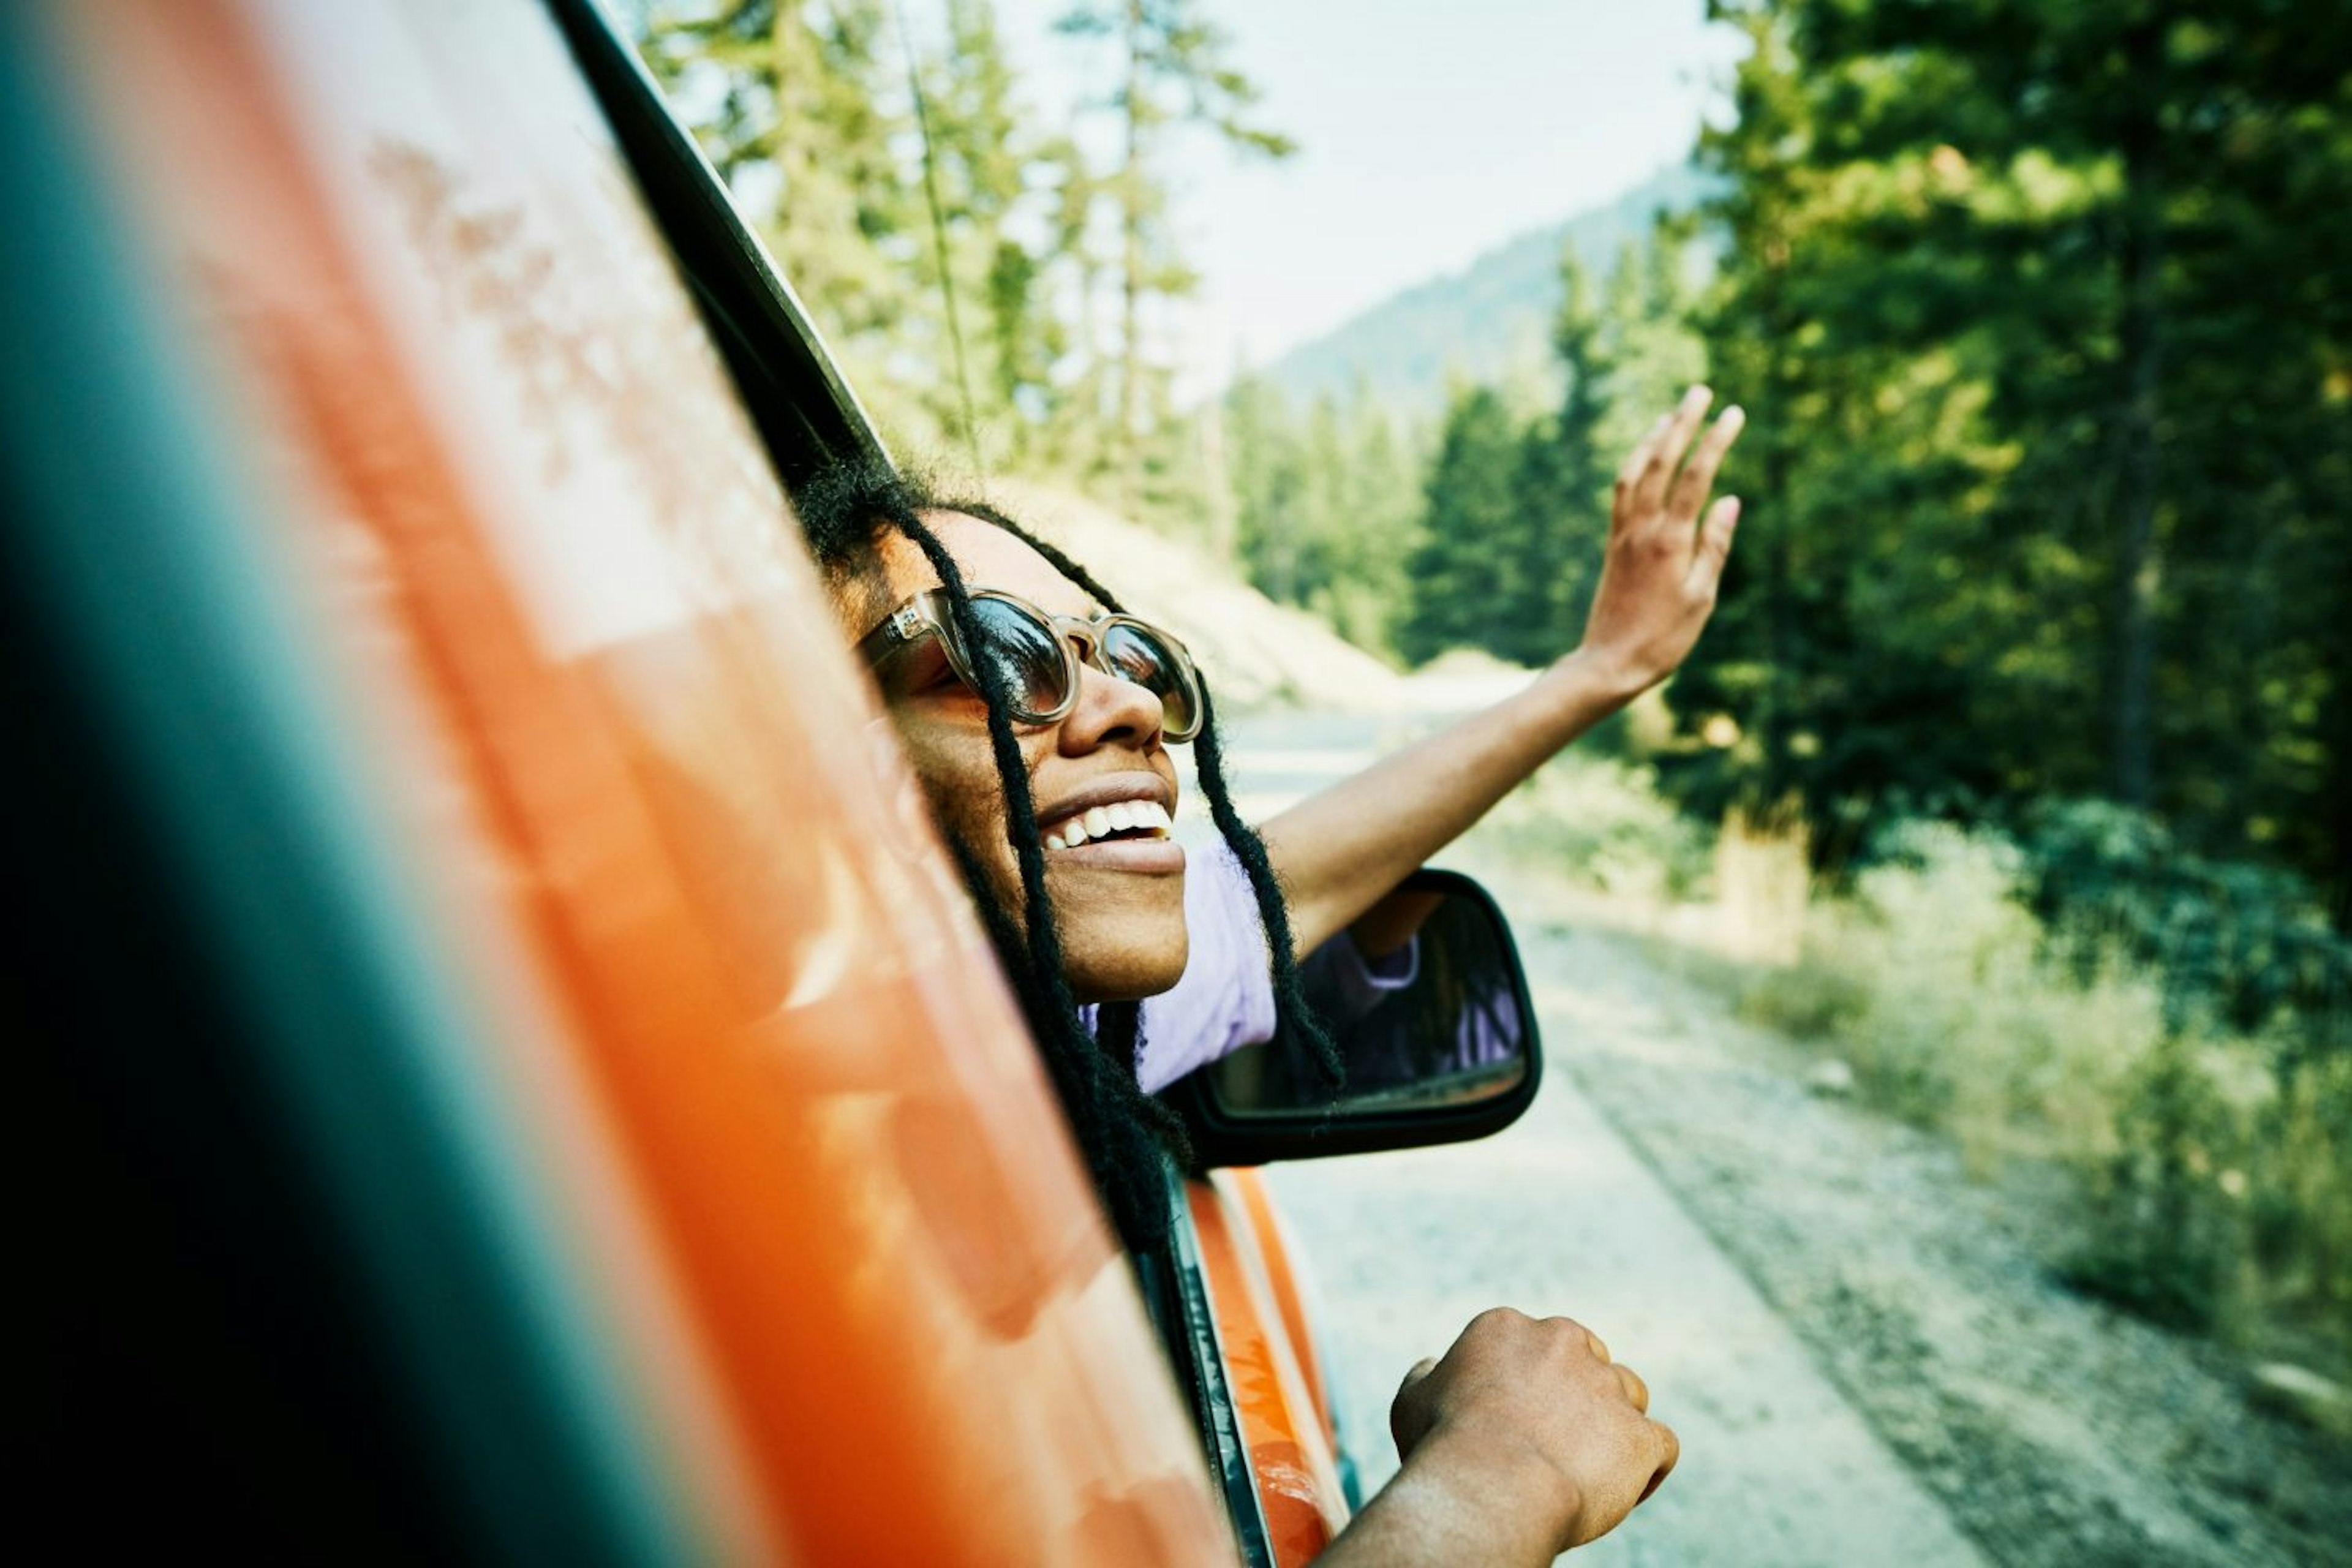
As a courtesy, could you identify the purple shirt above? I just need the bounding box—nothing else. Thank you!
[1099,837,1416,1093]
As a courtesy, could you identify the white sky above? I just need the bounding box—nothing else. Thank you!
[981,0,1749,395]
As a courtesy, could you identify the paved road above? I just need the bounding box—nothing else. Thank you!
[1205,702,1983,1567]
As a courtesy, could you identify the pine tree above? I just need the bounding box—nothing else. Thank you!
[1226,373,1306,601]
[1330,390,1422,655]
[913,0,1072,461]
[641,1,926,435]
[1398,386,1527,665]
[1507,249,1616,660]
[1057,1,1295,507]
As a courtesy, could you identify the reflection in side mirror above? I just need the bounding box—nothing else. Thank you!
[1207,872,1534,1122]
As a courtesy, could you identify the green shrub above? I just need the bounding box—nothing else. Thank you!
[2250,1050,2352,1332]
[2021,799,2352,1051]
[2061,1031,2268,1329]
[1727,813,2350,1354]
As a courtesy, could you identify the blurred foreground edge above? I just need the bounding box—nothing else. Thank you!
[10,1,1232,1561]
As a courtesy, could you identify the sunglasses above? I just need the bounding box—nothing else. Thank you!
[856,588,1206,744]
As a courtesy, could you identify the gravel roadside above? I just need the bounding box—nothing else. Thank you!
[1532,910,2352,1567]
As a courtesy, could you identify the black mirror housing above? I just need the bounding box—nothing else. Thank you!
[1165,869,1544,1167]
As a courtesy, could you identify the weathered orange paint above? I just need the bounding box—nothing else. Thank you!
[1228,1167,1340,1454]
[1188,1175,1352,1566]
[59,1,1234,1559]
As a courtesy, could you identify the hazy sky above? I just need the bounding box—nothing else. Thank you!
[984,0,1748,391]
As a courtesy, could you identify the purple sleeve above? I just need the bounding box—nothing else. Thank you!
[1298,929,1420,1033]
[1133,837,1277,1093]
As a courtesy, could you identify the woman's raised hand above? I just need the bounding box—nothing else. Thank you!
[1251,388,1748,984]
[1570,385,1745,698]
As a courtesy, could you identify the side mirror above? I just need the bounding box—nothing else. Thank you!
[1166,869,1542,1166]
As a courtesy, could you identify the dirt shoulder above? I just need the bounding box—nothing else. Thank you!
[1537,908,2352,1567]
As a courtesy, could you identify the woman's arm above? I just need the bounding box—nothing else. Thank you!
[1259,386,1744,959]
[1317,1307,1678,1566]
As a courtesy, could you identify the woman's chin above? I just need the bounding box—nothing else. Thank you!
[1064,940,1191,1006]
[1050,880,1189,1005]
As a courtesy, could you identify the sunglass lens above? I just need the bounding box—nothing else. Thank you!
[1101,622,1199,738]
[965,597,1071,720]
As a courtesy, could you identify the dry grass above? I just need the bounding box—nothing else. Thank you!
[1704,815,2350,1361]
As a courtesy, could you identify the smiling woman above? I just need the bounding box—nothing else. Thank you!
[797,459,1344,1251]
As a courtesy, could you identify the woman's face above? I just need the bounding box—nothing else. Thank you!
[839,509,1189,1003]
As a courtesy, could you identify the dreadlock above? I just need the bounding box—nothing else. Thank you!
[795,458,1338,1248]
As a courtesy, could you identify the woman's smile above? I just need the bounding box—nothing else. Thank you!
[1048,833,1186,873]
[1035,775,1186,879]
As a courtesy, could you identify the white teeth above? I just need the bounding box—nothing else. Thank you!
[1042,799,1174,846]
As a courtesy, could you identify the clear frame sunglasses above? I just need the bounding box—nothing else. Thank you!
[856,587,1205,744]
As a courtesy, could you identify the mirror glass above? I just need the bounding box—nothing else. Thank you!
[1206,878,1532,1120]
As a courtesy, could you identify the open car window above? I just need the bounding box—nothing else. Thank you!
[545,0,888,495]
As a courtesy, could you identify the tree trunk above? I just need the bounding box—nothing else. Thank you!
[1753,254,1796,810]
[1199,405,1235,564]
[2322,609,2352,932]
[2109,46,2165,810]
[1118,0,1145,510]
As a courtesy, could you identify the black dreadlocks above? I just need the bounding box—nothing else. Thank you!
[794,458,1340,1250]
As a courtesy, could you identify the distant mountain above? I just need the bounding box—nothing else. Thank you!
[1256,163,1717,413]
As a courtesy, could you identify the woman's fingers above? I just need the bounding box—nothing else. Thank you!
[1668,404,1746,523]
[1639,1421,1681,1504]
[1576,1322,1653,1414]
[1614,1362,1649,1413]
[1687,494,1743,595]
[1613,412,1674,522]
[1634,385,1715,516]
[1389,1355,1443,1458]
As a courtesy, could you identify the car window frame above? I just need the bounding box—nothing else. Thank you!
[541,5,1283,1562]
